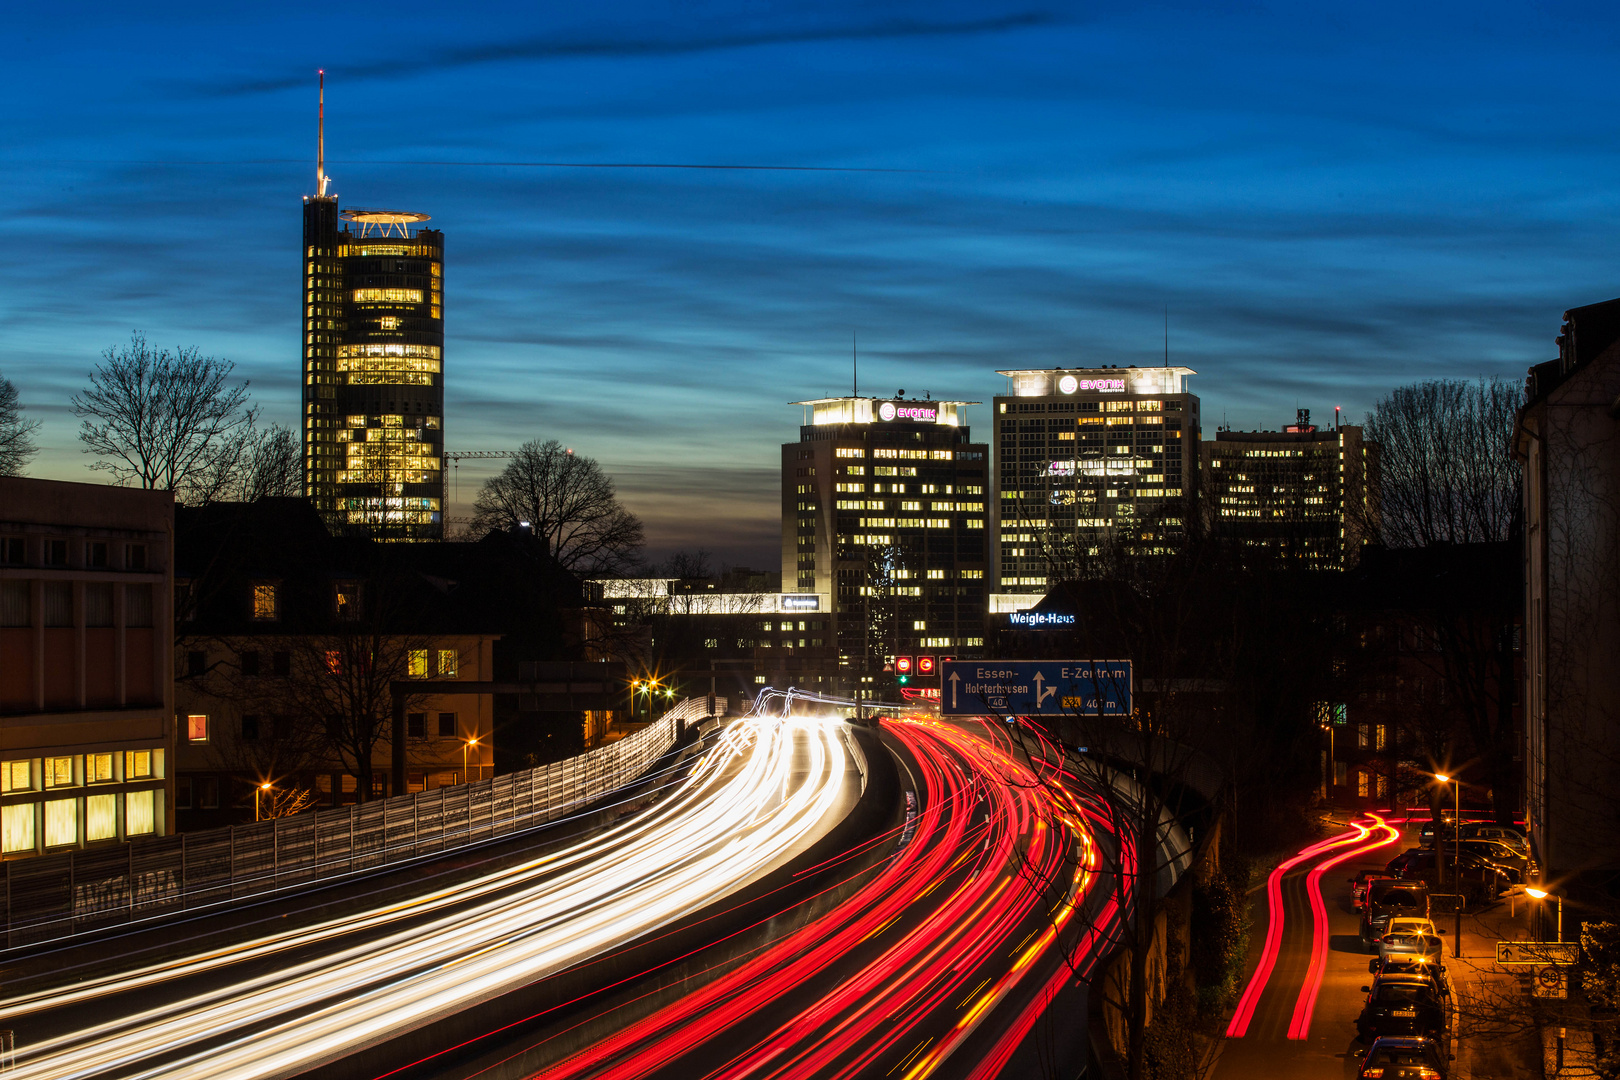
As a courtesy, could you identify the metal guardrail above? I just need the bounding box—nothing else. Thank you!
[0,712,686,951]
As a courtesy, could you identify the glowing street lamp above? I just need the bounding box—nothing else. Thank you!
[1434,772,1462,956]
[463,734,480,784]
[1526,887,1564,943]
[256,781,274,822]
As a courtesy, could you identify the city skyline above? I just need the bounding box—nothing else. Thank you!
[5,1,1619,565]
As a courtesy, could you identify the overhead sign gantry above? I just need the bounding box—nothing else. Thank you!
[939,660,1132,718]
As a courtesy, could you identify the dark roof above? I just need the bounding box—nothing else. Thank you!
[1527,295,1620,405]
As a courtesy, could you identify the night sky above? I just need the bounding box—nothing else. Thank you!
[4,1,1618,566]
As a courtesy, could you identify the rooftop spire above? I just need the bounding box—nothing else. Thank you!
[317,70,331,198]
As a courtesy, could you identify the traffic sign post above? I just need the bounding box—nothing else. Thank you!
[1496,941,1580,966]
[1534,965,1568,999]
[939,660,1132,718]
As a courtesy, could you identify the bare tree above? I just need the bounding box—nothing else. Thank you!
[1359,377,1521,547]
[182,423,302,507]
[0,373,41,476]
[471,439,644,575]
[73,332,257,491]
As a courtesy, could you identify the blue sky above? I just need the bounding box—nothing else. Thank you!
[3,1,1618,566]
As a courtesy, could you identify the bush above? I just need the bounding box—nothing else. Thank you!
[1191,864,1250,1017]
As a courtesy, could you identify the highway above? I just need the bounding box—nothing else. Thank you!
[0,716,859,1080]
[397,715,1135,1080]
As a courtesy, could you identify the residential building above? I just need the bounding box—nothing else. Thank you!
[783,395,990,696]
[0,478,175,859]
[991,365,1200,598]
[1202,409,1378,569]
[1515,295,1620,901]
[302,125,445,540]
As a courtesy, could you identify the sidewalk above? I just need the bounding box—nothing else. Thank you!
[1441,889,1547,1079]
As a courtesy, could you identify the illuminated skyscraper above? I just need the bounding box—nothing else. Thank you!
[990,366,1200,600]
[301,74,445,540]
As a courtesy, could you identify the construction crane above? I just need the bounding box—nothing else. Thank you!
[445,451,514,505]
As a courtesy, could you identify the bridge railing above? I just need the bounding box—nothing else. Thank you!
[0,712,686,952]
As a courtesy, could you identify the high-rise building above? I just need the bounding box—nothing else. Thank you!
[301,76,445,540]
[990,366,1200,598]
[1202,410,1377,569]
[783,396,990,693]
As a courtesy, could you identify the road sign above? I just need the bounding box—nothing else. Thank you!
[895,656,912,675]
[1497,941,1580,966]
[939,660,1132,718]
[1534,965,1568,999]
[917,656,936,676]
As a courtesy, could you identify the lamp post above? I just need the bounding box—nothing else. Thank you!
[1436,772,1462,957]
[1526,887,1563,943]
[463,734,479,784]
[256,781,273,822]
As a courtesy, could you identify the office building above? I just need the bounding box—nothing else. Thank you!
[1202,410,1377,570]
[0,478,175,859]
[783,395,990,694]
[991,366,1200,598]
[301,78,445,540]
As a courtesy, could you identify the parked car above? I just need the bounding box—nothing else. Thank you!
[1448,838,1531,883]
[1386,848,1509,903]
[1352,871,1398,911]
[1356,1035,1452,1079]
[1375,931,1445,969]
[1356,972,1448,1042]
[1369,953,1450,989]
[1456,822,1529,854]
[1362,880,1432,947]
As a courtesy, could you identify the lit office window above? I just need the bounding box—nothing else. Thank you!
[351,288,423,303]
[45,799,76,848]
[125,750,152,779]
[126,791,155,836]
[86,795,117,841]
[89,753,113,783]
[2,804,35,853]
[44,757,74,788]
[186,715,209,742]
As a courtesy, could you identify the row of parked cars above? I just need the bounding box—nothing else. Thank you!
[1350,819,1532,1079]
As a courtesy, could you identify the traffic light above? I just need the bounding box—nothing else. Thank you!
[895,656,912,684]
[917,656,935,676]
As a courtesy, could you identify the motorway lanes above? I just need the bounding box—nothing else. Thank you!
[443,716,1134,1080]
[1215,814,1404,1079]
[0,717,857,1080]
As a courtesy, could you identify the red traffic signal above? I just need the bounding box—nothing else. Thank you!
[894,656,913,675]
[917,656,936,676]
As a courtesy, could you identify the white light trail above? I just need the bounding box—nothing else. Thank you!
[2,717,853,1080]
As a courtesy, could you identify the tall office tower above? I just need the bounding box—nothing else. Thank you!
[301,75,445,540]
[990,366,1199,599]
[783,396,990,691]
[1202,410,1378,570]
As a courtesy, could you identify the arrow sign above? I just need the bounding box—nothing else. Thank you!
[938,660,1132,718]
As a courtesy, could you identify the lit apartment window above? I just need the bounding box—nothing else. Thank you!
[44,757,74,788]
[437,649,458,678]
[408,649,430,677]
[125,750,152,779]
[126,791,155,835]
[88,753,113,783]
[1,760,32,792]
[334,583,361,620]
[186,715,209,742]
[252,584,280,621]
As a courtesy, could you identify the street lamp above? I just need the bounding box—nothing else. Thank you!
[1526,887,1564,943]
[1435,772,1462,957]
[463,734,480,784]
[256,781,274,822]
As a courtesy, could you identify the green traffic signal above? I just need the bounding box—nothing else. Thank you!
[897,674,909,685]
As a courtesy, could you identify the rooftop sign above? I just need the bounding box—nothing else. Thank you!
[877,401,938,423]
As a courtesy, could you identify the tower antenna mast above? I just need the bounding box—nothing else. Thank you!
[852,331,858,397]
[317,70,330,197]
